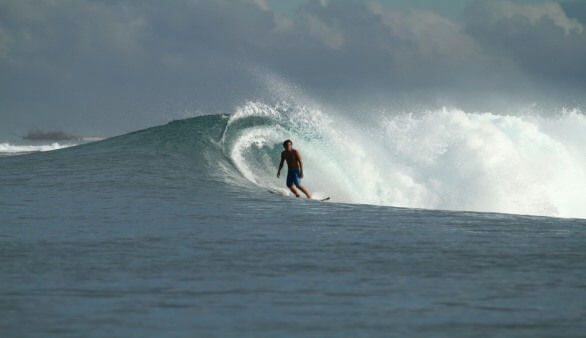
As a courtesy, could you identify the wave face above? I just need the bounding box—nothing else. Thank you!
[219,102,585,218]
[6,103,583,218]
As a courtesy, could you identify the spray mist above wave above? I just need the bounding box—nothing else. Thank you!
[219,101,585,218]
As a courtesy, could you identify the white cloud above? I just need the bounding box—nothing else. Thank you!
[252,0,269,12]
[273,14,294,32]
[307,14,344,49]
[486,1,583,35]
[464,0,586,82]
[369,2,480,58]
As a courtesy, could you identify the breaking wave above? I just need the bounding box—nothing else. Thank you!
[219,101,585,218]
[5,101,583,219]
[0,142,76,156]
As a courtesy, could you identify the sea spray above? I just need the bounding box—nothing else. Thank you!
[222,102,586,218]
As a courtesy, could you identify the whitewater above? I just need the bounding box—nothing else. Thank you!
[1,102,585,337]
[0,142,76,156]
[223,102,585,218]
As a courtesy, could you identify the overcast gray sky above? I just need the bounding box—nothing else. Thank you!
[1,0,585,137]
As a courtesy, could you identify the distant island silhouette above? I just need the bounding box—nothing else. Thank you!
[23,130,80,141]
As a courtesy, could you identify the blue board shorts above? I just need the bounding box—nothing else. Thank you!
[286,169,301,187]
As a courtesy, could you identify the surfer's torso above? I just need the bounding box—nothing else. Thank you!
[281,149,301,170]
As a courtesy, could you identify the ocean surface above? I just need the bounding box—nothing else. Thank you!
[1,104,585,337]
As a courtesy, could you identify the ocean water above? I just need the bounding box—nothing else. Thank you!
[1,103,585,337]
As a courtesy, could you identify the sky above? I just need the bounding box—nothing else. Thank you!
[1,0,585,137]
[267,0,473,16]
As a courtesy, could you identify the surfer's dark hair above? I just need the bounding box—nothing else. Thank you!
[283,139,292,148]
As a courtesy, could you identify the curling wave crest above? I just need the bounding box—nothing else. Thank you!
[220,102,585,218]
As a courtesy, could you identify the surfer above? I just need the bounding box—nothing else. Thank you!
[277,140,312,199]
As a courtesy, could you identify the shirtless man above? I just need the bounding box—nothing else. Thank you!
[277,139,311,198]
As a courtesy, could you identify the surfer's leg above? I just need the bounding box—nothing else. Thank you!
[296,185,311,199]
[288,185,300,197]
[286,171,299,197]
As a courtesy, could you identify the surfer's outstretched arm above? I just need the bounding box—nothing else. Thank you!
[277,151,285,178]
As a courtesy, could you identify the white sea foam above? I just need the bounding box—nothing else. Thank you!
[0,142,75,156]
[223,102,586,218]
